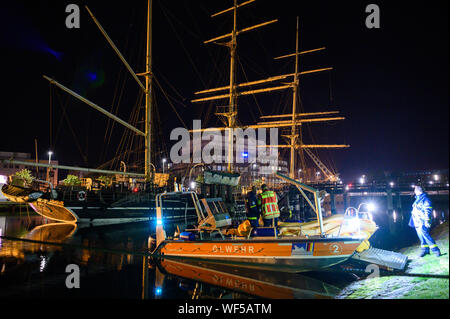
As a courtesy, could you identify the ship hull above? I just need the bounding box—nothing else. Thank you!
[27,199,198,225]
[68,203,198,225]
[156,237,363,273]
[2,184,200,225]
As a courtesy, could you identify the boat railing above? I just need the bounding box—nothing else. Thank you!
[276,172,325,237]
[155,191,204,248]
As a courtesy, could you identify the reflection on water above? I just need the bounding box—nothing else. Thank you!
[0,213,351,299]
[26,223,78,242]
[369,206,448,251]
[153,258,341,299]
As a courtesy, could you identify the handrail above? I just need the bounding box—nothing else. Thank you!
[276,172,325,237]
[1,159,145,177]
[155,191,203,249]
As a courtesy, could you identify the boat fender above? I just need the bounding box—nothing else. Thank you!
[77,190,87,201]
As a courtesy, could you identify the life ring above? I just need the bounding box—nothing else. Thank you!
[77,191,87,201]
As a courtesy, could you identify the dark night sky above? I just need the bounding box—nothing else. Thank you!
[0,1,448,181]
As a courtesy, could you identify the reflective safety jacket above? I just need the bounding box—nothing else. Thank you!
[245,191,260,220]
[258,190,280,219]
[409,193,432,228]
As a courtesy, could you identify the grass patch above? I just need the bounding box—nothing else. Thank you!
[340,221,449,299]
[346,277,391,299]
[402,278,449,299]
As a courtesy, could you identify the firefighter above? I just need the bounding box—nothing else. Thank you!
[245,186,260,228]
[257,184,280,227]
[408,185,441,257]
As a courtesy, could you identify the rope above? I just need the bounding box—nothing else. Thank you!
[154,69,189,108]
[153,75,188,130]
[158,1,207,89]
[333,265,449,279]
[54,90,89,165]
[102,8,141,168]
[101,66,126,164]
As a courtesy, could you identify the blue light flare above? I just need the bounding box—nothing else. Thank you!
[87,72,98,81]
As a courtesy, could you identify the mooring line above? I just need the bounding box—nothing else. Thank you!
[327,265,449,279]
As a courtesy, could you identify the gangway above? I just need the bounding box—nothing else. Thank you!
[350,247,408,271]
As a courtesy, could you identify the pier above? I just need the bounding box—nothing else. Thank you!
[281,181,449,219]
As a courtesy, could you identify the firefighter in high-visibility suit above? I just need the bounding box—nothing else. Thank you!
[245,186,260,228]
[257,184,280,227]
[408,185,441,257]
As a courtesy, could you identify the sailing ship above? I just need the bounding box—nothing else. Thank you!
[2,0,345,225]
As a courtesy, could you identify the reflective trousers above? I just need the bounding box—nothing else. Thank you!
[248,217,259,228]
[415,224,437,249]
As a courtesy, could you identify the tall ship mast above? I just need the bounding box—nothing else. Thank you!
[191,1,348,185]
[257,16,349,183]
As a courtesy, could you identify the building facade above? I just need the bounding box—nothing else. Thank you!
[0,151,59,186]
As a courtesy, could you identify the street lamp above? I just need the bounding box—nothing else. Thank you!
[359,175,365,184]
[47,151,53,165]
[162,158,167,174]
[47,151,54,183]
